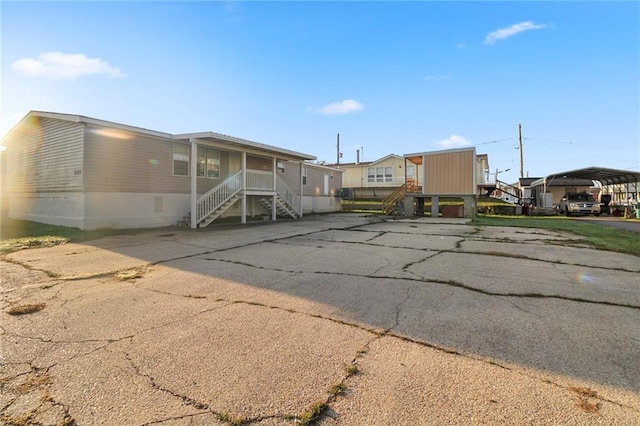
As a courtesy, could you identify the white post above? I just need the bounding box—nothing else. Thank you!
[241,152,247,224]
[272,158,277,220]
[190,139,197,229]
[299,162,304,217]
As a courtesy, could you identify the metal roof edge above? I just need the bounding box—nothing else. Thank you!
[404,146,477,158]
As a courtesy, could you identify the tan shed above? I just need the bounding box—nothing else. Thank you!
[404,147,478,218]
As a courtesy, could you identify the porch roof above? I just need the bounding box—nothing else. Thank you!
[174,132,316,162]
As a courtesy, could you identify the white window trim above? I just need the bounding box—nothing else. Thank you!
[197,147,221,179]
[173,143,189,177]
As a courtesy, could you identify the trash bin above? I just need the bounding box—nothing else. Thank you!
[636,203,640,219]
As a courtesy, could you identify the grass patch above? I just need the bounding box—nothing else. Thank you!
[115,267,148,281]
[298,402,328,426]
[7,303,46,316]
[344,363,359,376]
[472,215,640,256]
[330,383,347,396]
[217,413,246,425]
[0,218,163,254]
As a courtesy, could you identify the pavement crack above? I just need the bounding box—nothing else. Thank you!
[205,258,640,310]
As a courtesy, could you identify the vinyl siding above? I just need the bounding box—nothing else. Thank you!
[303,165,341,196]
[279,160,302,192]
[5,116,84,193]
[423,149,476,195]
[84,127,230,194]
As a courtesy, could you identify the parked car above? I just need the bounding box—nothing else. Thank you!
[558,193,600,217]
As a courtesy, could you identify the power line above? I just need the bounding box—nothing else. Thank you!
[474,137,515,146]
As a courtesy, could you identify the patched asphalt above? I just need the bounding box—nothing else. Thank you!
[2,214,639,425]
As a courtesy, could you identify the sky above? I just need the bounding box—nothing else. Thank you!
[1,1,639,185]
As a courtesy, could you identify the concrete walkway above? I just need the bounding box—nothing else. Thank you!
[2,214,639,425]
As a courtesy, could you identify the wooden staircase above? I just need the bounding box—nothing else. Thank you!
[382,178,418,216]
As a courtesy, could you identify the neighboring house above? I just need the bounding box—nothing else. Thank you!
[2,111,341,230]
[518,177,538,205]
[335,154,419,188]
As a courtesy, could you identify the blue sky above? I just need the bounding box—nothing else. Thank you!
[2,1,638,184]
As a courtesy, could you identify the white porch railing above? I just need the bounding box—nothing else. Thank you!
[276,175,301,215]
[247,170,274,190]
[196,170,243,224]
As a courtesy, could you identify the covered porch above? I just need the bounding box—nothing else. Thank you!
[173,132,315,228]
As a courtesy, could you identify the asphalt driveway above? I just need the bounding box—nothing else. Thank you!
[2,214,639,425]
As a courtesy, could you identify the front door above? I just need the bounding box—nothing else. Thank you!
[323,174,330,196]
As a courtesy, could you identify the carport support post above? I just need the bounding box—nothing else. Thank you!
[190,138,198,229]
[431,195,439,217]
[241,152,247,224]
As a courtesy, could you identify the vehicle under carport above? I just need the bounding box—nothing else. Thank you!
[530,167,640,214]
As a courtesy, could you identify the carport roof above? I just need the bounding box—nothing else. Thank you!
[530,167,640,187]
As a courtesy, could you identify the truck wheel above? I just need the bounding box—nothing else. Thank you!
[594,213,600,217]
[565,210,571,217]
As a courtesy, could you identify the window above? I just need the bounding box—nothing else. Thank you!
[277,161,285,173]
[367,167,375,183]
[376,167,384,182]
[302,166,307,185]
[384,166,393,182]
[197,147,220,179]
[173,144,189,176]
[406,165,415,178]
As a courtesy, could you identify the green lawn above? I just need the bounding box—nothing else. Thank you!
[0,218,152,254]
[472,215,640,256]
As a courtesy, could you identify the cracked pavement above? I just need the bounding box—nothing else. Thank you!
[1,214,639,425]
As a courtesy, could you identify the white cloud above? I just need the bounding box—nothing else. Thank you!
[435,134,472,148]
[311,99,363,115]
[483,21,548,45]
[12,52,125,79]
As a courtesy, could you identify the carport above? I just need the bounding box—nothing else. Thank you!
[531,167,640,208]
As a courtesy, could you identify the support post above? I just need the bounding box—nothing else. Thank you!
[241,152,247,224]
[299,162,304,217]
[431,195,439,218]
[273,158,278,221]
[190,139,198,229]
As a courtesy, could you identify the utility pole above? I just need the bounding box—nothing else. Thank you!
[336,133,340,165]
[518,123,524,179]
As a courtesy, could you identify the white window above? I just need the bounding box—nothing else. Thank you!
[277,161,285,173]
[376,167,384,182]
[406,165,415,178]
[173,144,189,176]
[367,167,375,183]
[384,166,393,182]
[197,148,220,179]
[302,166,307,185]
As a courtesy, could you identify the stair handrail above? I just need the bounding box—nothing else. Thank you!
[276,175,301,215]
[382,184,407,215]
[197,169,243,224]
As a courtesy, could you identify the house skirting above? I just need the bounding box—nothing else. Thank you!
[303,196,341,214]
[9,192,190,230]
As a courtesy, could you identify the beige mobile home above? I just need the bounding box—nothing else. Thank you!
[2,111,339,230]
